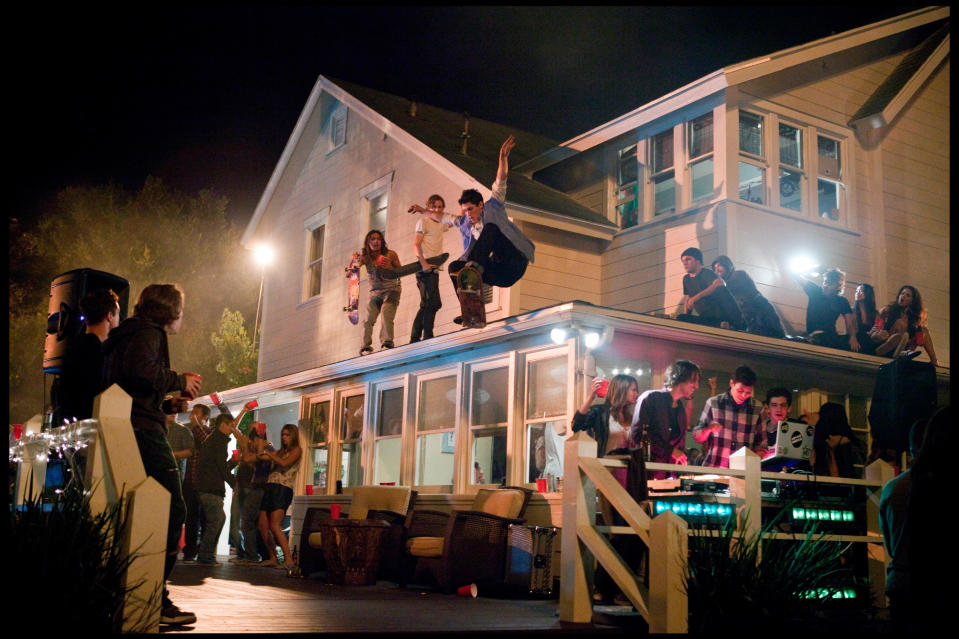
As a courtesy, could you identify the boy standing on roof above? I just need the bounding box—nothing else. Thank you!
[406,194,458,342]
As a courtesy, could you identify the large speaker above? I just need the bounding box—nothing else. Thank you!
[868,357,937,454]
[43,268,130,373]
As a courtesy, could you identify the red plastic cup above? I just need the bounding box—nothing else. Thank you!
[13,424,23,440]
[210,391,221,406]
[536,478,548,493]
[595,379,610,398]
[231,449,240,462]
[457,583,478,598]
[330,504,341,519]
[245,399,259,410]
[376,255,388,267]
[305,484,314,495]
[255,422,266,436]
[379,482,395,486]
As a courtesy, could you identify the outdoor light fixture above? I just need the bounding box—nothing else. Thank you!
[788,254,819,276]
[550,324,612,349]
[254,243,275,266]
[550,327,569,344]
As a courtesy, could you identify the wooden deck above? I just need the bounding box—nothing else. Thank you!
[165,555,632,634]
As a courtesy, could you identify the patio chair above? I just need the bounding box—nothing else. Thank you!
[299,485,416,580]
[400,486,533,592]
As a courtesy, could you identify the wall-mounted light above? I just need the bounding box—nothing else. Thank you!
[550,324,613,349]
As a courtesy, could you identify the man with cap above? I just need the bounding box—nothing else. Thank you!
[676,247,745,330]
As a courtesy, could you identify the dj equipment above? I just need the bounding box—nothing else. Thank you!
[761,420,814,471]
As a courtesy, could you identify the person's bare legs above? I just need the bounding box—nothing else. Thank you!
[268,508,293,565]
[257,510,278,565]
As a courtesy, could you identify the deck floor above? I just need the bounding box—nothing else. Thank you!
[165,555,631,634]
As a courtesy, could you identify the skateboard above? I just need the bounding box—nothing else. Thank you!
[343,252,362,325]
[456,262,486,329]
[379,253,449,280]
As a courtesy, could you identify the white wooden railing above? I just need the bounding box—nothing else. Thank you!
[559,431,895,633]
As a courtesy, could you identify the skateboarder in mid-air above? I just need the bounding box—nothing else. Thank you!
[447,135,535,326]
[358,230,402,355]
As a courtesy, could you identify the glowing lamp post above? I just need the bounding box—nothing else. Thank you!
[253,244,274,346]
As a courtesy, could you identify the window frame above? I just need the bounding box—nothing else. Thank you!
[329,103,347,152]
[370,380,406,487]
[412,367,461,490]
[303,394,332,492]
[302,207,329,302]
[466,357,511,487]
[358,173,394,239]
[522,347,571,487]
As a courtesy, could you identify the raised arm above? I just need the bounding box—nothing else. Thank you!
[491,135,515,201]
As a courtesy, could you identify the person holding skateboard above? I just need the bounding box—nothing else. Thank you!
[448,135,535,327]
[406,194,457,343]
[359,229,401,355]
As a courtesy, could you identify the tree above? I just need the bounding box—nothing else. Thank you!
[210,308,258,389]
[8,178,260,423]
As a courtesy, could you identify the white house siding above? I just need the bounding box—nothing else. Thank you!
[601,204,722,316]
[516,222,604,313]
[258,102,481,380]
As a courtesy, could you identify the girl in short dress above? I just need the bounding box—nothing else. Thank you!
[256,423,302,569]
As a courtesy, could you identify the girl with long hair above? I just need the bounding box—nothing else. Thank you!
[870,285,938,365]
[256,423,302,570]
[359,230,402,355]
[571,374,640,456]
[853,283,878,355]
[810,402,862,478]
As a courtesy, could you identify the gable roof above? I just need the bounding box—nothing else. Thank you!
[516,5,950,173]
[242,77,616,247]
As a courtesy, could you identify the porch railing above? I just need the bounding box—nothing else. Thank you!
[559,431,895,633]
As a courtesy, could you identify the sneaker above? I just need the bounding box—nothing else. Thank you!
[381,341,394,349]
[360,346,373,355]
[195,558,220,566]
[160,604,197,626]
[180,556,197,564]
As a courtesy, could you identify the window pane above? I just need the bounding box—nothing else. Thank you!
[341,394,364,441]
[312,448,328,489]
[779,123,803,168]
[308,262,322,298]
[373,437,401,485]
[310,226,325,261]
[472,429,506,485]
[739,112,763,157]
[690,157,714,202]
[688,112,713,158]
[739,162,765,204]
[377,387,404,437]
[651,130,673,173]
[617,198,639,229]
[417,376,457,431]
[527,421,566,482]
[415,432,454,486]
[653,171,676,215]
[618,144,638,185]
[817,136,841,179]
[471,367,508,426]
[526,356,567,420]
[309,400,330,445]
[779,168,802,211]
[369,192,388,235]
[341,441,361,488]
[818,178,840,220]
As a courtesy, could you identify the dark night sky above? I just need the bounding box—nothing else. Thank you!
[14,6,921,228]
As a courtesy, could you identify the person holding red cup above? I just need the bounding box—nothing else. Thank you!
[358,230,402,356]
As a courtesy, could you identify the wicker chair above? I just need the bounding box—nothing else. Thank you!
[400,486,533,592]
[299,486,416,580]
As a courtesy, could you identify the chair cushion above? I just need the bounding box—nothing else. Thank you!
[308,531,323,548]
[472,488,525,519]
[406,536,444,557]
[350,486,412,519]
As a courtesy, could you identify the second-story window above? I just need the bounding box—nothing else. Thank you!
[688,112,714,202]
[650,129,676,216]
[778,122,804,212]
[738,111,766,205]
[616,144,640,229]
[817,136,842,221]
[367,190,388,235]
[302,207,329,301]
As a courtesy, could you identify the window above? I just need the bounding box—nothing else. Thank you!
[373,386,404,486]
[367,190,388,235]
[817,136,842,221]
[778,123,804,212]
[469,365,508,486]
[414,375,457,487]
[525,355,568,483]
[339,393,364,488]
[688,112,714,202]
[736,109,847,223]
[308,399,331,489]
[650,129,676,216]
[616,144,640,229]
[329,104,347,151]
[303,208,328,301]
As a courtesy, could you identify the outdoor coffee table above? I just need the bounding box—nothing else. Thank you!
[316,518,391,585]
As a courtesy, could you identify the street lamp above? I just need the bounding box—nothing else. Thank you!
[253,244,274,346]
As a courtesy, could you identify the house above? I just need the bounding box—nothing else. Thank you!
[229,7,949,525]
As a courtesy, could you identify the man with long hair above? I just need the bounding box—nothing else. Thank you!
[631,360,701,478]
[102,283,202,626]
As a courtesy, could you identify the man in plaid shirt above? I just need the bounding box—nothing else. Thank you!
[692,365,766,468]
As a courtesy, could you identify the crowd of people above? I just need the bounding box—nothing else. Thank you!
[671,247,939,367]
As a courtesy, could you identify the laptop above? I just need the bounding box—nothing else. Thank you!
[762,420,814,471]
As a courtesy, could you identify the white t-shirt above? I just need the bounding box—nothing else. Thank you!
[415,213,455,258]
